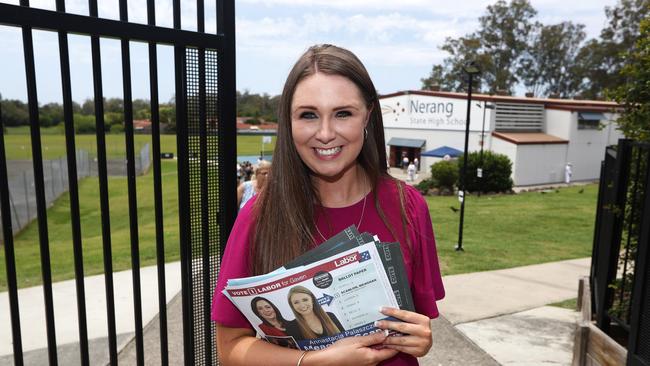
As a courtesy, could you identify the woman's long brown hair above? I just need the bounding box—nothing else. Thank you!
[251,44,409,275]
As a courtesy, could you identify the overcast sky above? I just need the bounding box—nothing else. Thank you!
[0,0,618,103]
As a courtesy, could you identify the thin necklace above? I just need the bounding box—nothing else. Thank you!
[315,194,367,242]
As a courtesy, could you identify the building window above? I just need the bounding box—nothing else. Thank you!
[578,112,604,130]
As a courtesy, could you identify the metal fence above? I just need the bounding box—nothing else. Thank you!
[591,139,650,365]
[0,145,151,237]
[0,0,236,365]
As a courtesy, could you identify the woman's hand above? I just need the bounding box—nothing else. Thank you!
[304,330,398,366]
[374,307,433,357]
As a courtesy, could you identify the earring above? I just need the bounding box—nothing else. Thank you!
[364,127,368,140]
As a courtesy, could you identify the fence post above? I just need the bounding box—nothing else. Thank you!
[23,171,30,221]
[9,192,21,230]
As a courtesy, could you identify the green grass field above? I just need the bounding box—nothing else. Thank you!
[0,176,598,290]
[428,184,597,275]
[0,160,180,290]
[3,127,276,159]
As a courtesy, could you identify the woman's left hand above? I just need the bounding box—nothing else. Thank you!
[374,307,432,357]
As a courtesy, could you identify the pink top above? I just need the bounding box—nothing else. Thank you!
[212,177,445,365]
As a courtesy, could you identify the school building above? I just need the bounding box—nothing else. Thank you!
[380,90,623,186]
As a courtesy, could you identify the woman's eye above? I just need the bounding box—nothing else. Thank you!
[299,111,317,120]
[335,111,352,118]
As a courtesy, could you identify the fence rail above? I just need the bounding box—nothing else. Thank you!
[591,139,650,365]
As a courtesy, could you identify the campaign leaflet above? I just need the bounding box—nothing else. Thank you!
[223,242,399,351]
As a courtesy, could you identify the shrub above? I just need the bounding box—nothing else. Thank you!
[74,114,96,134]
[458,151,513,193]
[430,160,458,191]
[414,178,435,194]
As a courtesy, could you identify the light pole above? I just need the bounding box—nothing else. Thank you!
[456,61,480,252]
[477,101,495,197]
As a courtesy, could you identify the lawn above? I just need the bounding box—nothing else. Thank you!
[0,178,598,290]
[3,127,276,159]
[0,160,181,290]
[429,184,597,276]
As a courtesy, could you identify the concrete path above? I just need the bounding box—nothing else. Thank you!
[419,257,590,366]
[438,258,589,325]
[0,262,181,361]
[1,257,589,365]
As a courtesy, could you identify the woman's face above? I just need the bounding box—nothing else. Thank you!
[291,73,369,180]
[255,300,276,321]
[290,292,314,316]
[256,167,270,186]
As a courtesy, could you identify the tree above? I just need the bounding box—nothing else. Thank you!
[609,17,650,141]
[577,0,649,99]
[0,99,29,126]
[477,0,537,93]
[39,102,64,127]
[519,21,586,98]
[421,0,537,94]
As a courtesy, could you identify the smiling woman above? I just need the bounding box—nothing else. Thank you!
[212,44,444,366]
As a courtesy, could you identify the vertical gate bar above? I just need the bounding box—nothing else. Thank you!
[620,146,642,323]
[119,36,145,365]
[174,43,194,365]
[198,47,213,364]
[197,0,204,32]
[146,0,169,362]
[627,145,650,364]
[55,8,91,361]
[591,161,606,279]
[89,23,119,363]
[173,0,195,364]
[20,18,59,365]
[597,139,633,331]
[217,0,237,260]
[0,102,25,366]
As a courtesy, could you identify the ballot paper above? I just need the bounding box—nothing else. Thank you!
[222,227,413,350]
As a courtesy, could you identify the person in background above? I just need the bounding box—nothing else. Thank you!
[402,154,409,173]
[238,160,271,210]
[413,157,419,172]
[565,163,573,184]
[407,161,416,182]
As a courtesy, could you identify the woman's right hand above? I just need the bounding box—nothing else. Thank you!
[304,330,398,366]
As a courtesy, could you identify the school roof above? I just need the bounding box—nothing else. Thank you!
[379,90,621,113]
[492,132,569,145]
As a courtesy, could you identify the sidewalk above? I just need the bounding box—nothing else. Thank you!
[1,258,589,365]
[418,257,589,365]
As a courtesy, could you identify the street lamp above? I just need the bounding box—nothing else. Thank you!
[476,101,495,197]
[456,61,480,252]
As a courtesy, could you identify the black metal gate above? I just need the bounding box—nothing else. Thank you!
[590,139,650,365]
[0,0,236,364]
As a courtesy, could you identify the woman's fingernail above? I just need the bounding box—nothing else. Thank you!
[374,320,380,327]
[384,329,390,337]
[380,306,388,313]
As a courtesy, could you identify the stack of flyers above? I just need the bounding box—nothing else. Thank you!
[222,226,414,351]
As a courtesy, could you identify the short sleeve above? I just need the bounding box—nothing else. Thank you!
[211,197,257,328]
[404,185,445,318]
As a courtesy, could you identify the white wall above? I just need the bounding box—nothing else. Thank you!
[566,112,625,181]
[514,144,568,185]
[545,109,572,139]
[381,94,492,132]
